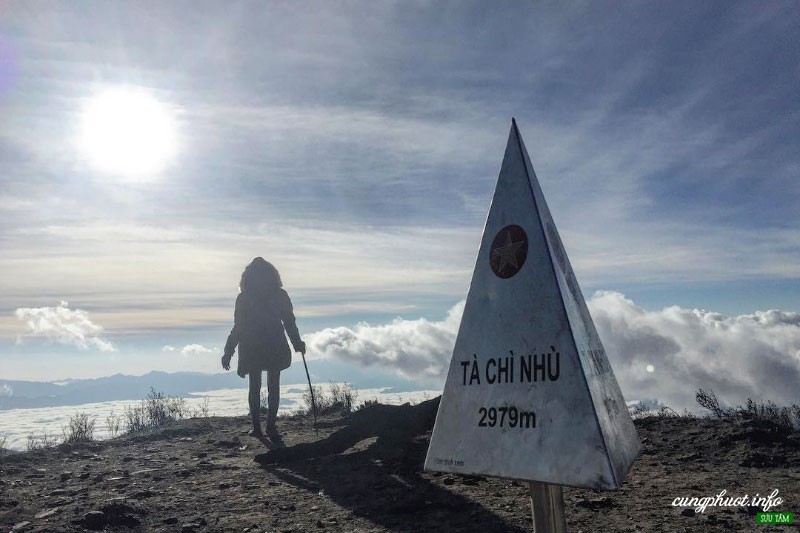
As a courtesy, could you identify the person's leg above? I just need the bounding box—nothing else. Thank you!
[248,370,263,436]
[266,370,281,439]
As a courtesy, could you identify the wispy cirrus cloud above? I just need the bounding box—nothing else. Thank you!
[15,301,115,352]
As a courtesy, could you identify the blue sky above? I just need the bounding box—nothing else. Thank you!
[0,2,798,408]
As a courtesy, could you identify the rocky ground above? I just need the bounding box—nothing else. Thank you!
[1,398,799,532]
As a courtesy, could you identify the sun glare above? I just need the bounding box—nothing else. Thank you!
[78,86,177,179]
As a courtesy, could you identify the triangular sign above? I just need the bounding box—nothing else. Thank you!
[425,119,641,490]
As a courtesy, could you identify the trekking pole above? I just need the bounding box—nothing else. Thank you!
[300,349,318,436]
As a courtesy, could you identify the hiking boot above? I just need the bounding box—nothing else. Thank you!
[266,425,285,447]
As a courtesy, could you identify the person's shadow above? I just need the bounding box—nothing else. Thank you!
[254,397,528,532]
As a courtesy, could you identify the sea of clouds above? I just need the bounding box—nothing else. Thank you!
[0,385,439,451]
[307,291,800,413]
[7,291,799,450]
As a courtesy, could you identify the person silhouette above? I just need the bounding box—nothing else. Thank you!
[221,257,305,445]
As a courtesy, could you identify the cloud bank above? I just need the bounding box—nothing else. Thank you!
[588,291,800,411]
[307,301,464,383]
[15,301,115,352]
[308,293,800,411]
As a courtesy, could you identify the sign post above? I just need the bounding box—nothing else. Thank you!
[529,482,566,532]
[424,119,641,531]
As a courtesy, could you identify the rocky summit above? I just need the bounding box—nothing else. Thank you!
[1,398,799,532]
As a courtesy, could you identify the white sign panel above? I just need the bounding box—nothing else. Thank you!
[424,119,641,490]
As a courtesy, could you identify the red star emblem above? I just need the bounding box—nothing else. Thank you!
[489,225,528,279]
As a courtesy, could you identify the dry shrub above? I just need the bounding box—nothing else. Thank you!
[696,388,799,432]
[62,412,96,444]
[124,388,189,432]
[26,431,59,451]
[296,382,359,416]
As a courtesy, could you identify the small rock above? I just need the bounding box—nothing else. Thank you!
[163,517,179,525]
[442,477,455,486]
[181,523,200,532]
[11,521,31,531]
[681,508,696,517]
[50,489,68,496]
[79,472,90,480]
[34,507,59,519]
[60,472,73,482]
[678,452,700,461]
[576,497,616,510]
[83,510,106,529]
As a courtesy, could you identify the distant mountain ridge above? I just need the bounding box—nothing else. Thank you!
[0,371,244,410]
[0,361,427,410]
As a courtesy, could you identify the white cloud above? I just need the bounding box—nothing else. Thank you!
[162,345,177,352]
[588,291,800,411]
[306,293,800,412]
[307,301,464,383]
[180,344,215,356]
[0,384,12,397]
[15,301,116,352]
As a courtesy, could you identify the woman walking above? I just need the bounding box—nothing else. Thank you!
[221,257,305,445]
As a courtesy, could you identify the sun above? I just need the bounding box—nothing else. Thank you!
[78,86,177,179]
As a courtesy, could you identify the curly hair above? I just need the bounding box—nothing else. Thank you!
[240,257,283,296]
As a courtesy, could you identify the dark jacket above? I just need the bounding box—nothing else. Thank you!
[224,288,302,376]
